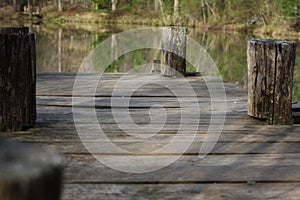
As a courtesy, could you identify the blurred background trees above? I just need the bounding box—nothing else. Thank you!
[0,0,300,27]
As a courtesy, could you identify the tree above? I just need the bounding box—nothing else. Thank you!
[111,0,117,11]
[276,0,300,20]
[174,0,179,17]
[58,0,62,11]
[154,0,163,14]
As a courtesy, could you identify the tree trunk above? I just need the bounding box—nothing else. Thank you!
[155,0,164,14]
[0,139,64,200]
[58,0,62,11]
[201,0,207,24]
[13,0,17,11]
[0,27,36,132]
[111,0,117,12]
[247,38,296,125]
[174,0,179,17]
[161,27,187,77]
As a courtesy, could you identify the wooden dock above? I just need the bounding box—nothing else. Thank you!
[2,73,300,199]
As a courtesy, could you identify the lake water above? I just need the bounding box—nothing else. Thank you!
[32,23,300,101]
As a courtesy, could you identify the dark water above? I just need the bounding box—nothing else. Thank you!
[32,24,300,101]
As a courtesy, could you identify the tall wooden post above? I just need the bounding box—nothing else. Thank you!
[161,27,187,77]
[247,38,296,125]
[0,27,36,131]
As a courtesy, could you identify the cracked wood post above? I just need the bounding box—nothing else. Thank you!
[0,140,64,200]
[0,27,36,131]
[161,27,186,77]
[247,39,296,125]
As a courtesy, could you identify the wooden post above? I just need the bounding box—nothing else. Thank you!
[0,140,64,200]
[247,38,296,125]
[161,27,186,77]
[0,27,36,132]
[151,59,161,73]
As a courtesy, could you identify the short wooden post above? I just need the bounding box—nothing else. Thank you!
[247,38,296,125]
[161,27,187,77]
[0,27,36,131]
[151,59,161,73]
[0,140,64,200]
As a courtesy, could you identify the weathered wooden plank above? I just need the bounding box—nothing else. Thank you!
[37,96,246,104]
[36,105,253,125]
[37,105,247,115]
[5,72,300,200]
[36,88,243,98]
[32,122,300,132]
[44,142,300,155]
[63,154,300,182]
[36,96,246,111]
[36,74,233,85]
[35,74,238,97]
[3,129,300,143]
[36,85,240,94]
[36,74,246,98]
[61,183,300,200]
[36,116,259,125]
[37,105,247,116]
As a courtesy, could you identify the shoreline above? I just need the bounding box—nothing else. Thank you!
[1,4,300,38]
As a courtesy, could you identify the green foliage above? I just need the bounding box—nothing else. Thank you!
[91,0,110,10]
[276,0,300,19]
[179,0,271,24]
[48,17,65,24]
[3,0,298,26]
[180,0,202,20]
[162,0,175,15]
[226,0,261,21]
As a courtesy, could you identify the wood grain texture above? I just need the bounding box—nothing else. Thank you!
[0,27,36,131]
[62,154,300,183]
[247,39,296,125]
[161,27,186,77]
[3,73,300,199]
[61,183,300,200]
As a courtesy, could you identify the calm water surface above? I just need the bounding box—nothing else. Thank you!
[32,24,300,101]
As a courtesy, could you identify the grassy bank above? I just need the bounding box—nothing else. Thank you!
[38,5,300,37]
[1,3,300,38]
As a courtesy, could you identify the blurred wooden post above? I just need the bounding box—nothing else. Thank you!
[247,38,296,125]
[0,140,64,200]
[161,27,186,77]
[0,27,36,131]
[151,59,161,73]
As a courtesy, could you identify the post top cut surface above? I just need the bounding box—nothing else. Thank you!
[248,38,297,45]
[0,27,29,34]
